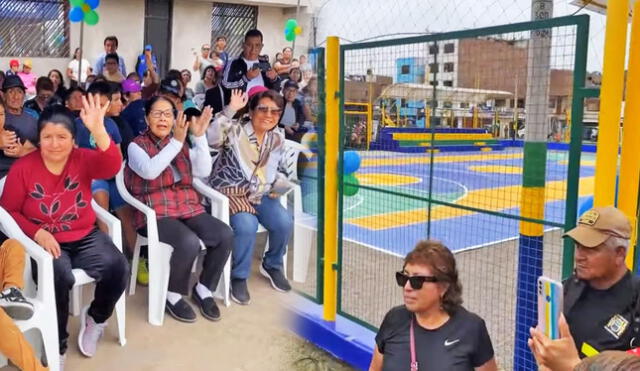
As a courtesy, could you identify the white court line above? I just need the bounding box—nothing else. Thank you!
[343,236,405,259]
[452,227,561,255]
[344,194,364,211]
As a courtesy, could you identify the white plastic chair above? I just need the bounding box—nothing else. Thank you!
[0,206,60,371]
[0,180,127,371]
[115,163,232,326]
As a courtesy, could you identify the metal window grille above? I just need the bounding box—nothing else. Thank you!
[211,3,258,59]
[0,0,70,57]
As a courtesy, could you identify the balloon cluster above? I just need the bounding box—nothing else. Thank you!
[69,0,100,26]
[284,19,302,42]
[343,151,361,197]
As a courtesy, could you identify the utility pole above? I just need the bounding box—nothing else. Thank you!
[514,1,553,369]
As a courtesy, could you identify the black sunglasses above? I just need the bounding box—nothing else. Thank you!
[395,271,439,290]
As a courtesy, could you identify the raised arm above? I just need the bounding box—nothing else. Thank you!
[128,111,190,180]
[79,94,123,179]
[206,89,247,149]
[188,106,214,178]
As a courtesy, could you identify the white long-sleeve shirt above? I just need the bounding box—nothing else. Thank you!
[127,134,212,181]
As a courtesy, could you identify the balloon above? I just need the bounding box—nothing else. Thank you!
[285,30,295,42]
[69,6,84,22]
[285,18,298,29]
[85,0,100,9]
[84,10,99,25]
[69,0,84,7]
[343,151,361,174]
[294,26,302,35]
[343,174,360,196]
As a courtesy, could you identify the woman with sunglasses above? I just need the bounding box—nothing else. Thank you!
[124,96,232,323]
[207,87,293,306]
[370,240,498,371]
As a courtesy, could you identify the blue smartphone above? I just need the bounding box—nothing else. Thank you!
[537,276,563,339]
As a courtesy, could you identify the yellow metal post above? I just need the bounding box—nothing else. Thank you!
[323,36,339,321]
[618,0,640,269]
[594,0,629,207]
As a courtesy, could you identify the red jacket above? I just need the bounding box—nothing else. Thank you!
[0,142,122,242]
[124,132,204,229]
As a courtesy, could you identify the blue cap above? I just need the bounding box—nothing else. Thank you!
[145,44,152,51]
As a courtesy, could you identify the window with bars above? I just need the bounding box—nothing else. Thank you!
[0,0,70,57]
[211,3,258,59]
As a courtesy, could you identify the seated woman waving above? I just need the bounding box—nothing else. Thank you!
[0,95,128,365]
[207,88,293,306]
[370,240,498,371]
[125,97,232,323]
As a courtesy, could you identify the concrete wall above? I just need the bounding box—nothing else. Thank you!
[258,5,312,63]
[0,0,311,88]
[0,0,144,86]
[171,0,213,85]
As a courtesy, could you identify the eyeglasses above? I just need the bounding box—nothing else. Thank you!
[149,109,174,119]
[255,105,282,116]
[395,271,439,290]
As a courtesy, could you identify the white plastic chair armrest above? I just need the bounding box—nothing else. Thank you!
[115,163,160,245]
[91,199,123,253]
[0,206,54,305]
[193,178,229,225]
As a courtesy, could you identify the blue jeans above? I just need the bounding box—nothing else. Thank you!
[229,195,293,280]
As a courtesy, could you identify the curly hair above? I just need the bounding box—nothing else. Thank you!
[404,240,463,314]
[574,351,640,371]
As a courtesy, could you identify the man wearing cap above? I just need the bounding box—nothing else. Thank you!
[136,45,158,81]
[17,60,36,96]
[5,59,19,77]
[121,79,147,135]
[0,76,38,178]
[563,206,640,357]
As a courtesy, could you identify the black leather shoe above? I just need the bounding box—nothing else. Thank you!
[165,298,197,323]
[230,279,251,305]
[192,286,220,321]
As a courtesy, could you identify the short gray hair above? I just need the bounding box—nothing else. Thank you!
[603,235,630,251]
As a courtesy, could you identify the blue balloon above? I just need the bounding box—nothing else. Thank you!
[69,6,84,22]
[85,0,100,9]
[578,196,593,219]
[343,151,361,175]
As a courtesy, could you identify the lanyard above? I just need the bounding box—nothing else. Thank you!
[410,318,418,371]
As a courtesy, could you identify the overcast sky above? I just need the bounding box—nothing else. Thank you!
[313,0,620,72]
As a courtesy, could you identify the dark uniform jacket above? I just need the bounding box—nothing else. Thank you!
[563,271,640,357]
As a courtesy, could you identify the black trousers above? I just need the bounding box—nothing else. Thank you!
[52,229,128,354]
[147,213,233,296]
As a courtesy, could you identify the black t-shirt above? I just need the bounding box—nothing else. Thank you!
[375,306,494,371]
[110,115,134,161]
[566,272,638,356]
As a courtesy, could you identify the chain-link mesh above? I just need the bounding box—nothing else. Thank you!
[313,0,607,73]
[337,16,587,370]
[211,2,258,58]
[0,0,69,57]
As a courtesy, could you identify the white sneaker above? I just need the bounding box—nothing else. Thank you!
[78,306,107,357]
[59,353,66,371]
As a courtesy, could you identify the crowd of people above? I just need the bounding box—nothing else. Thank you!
[1,26,637,371]
[0,28,320,371]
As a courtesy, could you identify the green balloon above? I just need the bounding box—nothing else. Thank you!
[84,10,99,25]
[285,18,298,29]
[69,0,84,7]
[343,174,360,196]
[285,30,296,42]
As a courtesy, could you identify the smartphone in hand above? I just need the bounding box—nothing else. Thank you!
[537,276,563,340]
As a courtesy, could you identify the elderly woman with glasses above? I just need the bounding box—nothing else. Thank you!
[124,97,232,323]
[206,87,293,306]
[370,240,498,371]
